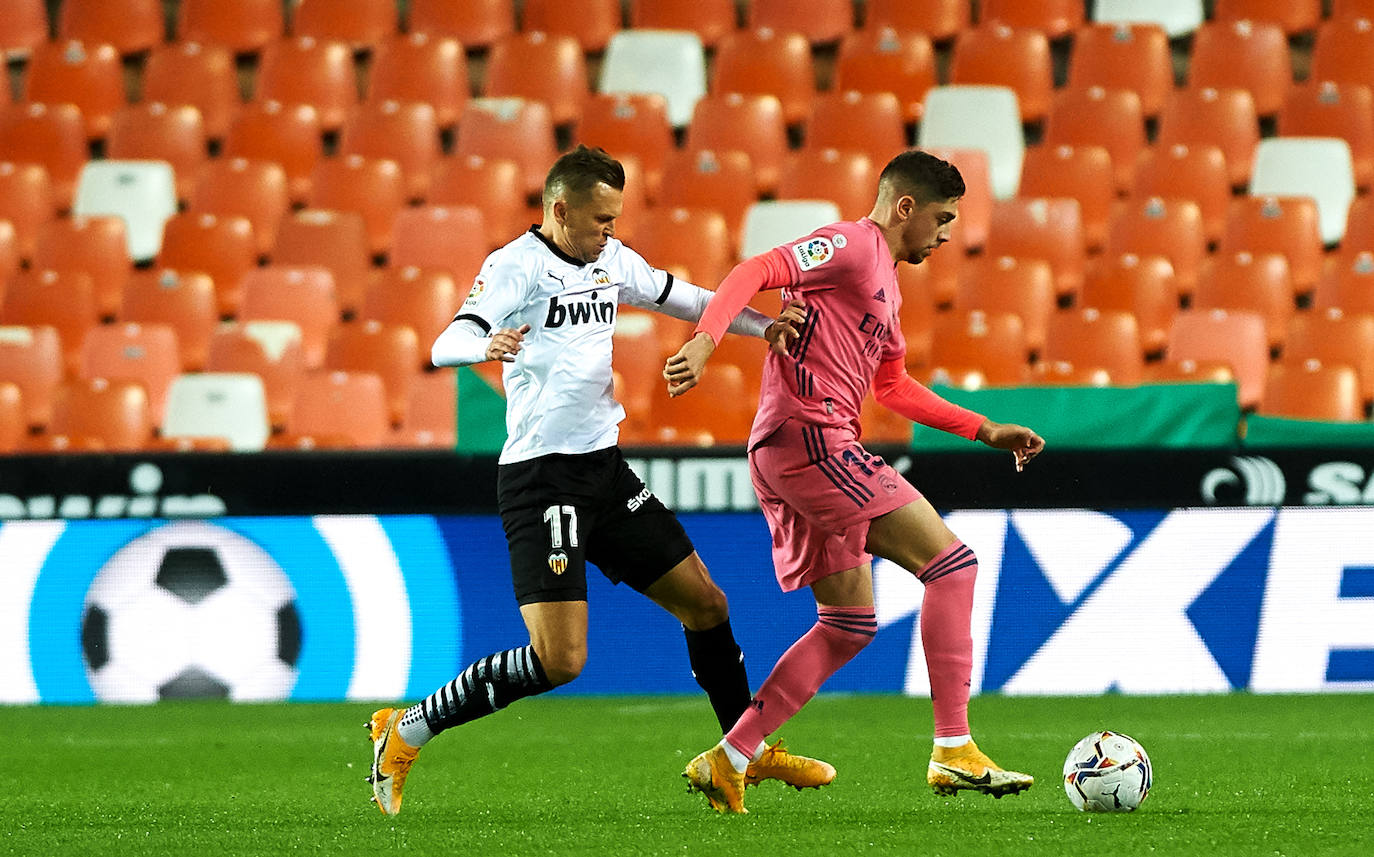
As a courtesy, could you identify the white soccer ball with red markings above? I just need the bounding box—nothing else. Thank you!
[1063,730,1153,812]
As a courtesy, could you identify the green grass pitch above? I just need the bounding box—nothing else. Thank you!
[4,693,1372,856]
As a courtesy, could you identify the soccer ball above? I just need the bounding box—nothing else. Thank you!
[1063,730,1153,812]
[81,521,301,703]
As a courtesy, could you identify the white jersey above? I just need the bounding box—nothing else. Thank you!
[453,228,683,464]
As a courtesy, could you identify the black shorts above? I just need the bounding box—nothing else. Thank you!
[497,446,696,605]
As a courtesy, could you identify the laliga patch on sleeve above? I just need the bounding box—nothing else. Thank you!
[462,275,487,306]
[794,237,835,270]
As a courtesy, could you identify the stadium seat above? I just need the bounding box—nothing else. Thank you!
[1248,138,1356,247]
[0,223,18,284]
[307,156,406,256]
[0,161,57,262]
[205,321,306,429]
[57,0,162,55]
[1279,82,1374,192]
[389,367,457,448]
[980,0,1084,39]
[0,324,62,428]
[630,207,733,287]
[33,216,130,319]
[0,269,97,376]
[1142,358,1237,386]
[428,155,525,251]
[389,206,489,283]
[157,212,259,317]
[1042,87,1146,194]
[833,28,936,124]
[222,101,324,204]
[1043,308,1145,385]
[739,200,842,261]
[78,322,181,424]
[118,269,217,371]
[1213,0,1322,36]
[290,0,397,52]
[949,25,1054,124]
[366,33,468,129]
[142,42,241,142]
[984,197,1086,301]
[1131,144,1231,246]
[1019,144,1116,253]
[324,320,420,425]
[777,149,877,224]
[188,158,290,257]
[895,259,947,362]
[917,86,1024,200]
[0,0,48,58]
[271,210,371,315]
[952,255,1055,355]
[1312,16,1374,95]
[254,37,358,133]
[1156,88,1261,189]
[1080,253,1178,355]
[654,362,754,445]
[484,32,588,129]
[611,308,662,440]
[863,0,969,42]
[1285,307,1374,405]
[21,39,126,141]
[1187,20,1292,119]
[0,381,22,452]
[71,160,178,263]
[0,103,88,209]
[285,369,390,447]
[803,91,907,178]
[747,0,852,45]
[105,103,209,203]
[1106,197,1207,298]
[161,372,270,451]
[576,94,673,201]
[627,0,737,49]
[921,147,993,252]
[453,98,559,199]
[711,29,815,127]
[49,378,152,451]
[1093,0,1204,38]
[1261,359,1363,421]
[685,93,788,196]
[408,0,515,48]
[1194,251,1295,349]
[238,265,339,370]
[521,0,621,53]
[338,101,440,201]
[1065,23,1172,120]
[1331,0,1374,19]
[927,311,1031,388]
[1166,308,1269,409]
[900,222,966,311]
[1314,251,1374,315]
[361,267,460,359]
[1219,196,1325,293]
[657,149,757,254]
[176,0,284,53]
[598,30,707,128]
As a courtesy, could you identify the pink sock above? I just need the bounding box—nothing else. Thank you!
[724,605,875,758]
[918,540,977,738]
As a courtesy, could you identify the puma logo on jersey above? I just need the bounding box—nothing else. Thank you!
[545,294,616,328]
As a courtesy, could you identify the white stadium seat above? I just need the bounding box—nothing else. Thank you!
[598,30,707,128]
[72,160,178,262]
[917,86,1024,200]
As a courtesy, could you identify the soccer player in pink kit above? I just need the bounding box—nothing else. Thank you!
[665,150,1045,813]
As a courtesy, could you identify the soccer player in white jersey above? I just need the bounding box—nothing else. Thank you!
[665,150,1045,813]
[364,146,833,815]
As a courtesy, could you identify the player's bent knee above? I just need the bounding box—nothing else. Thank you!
[682,584,730,630]
[532,644,586,686]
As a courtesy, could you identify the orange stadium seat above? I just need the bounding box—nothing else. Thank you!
[57,0,162,55]
[21,39,126,141]
[239,265,339,370]
[0,269,97,376]
[629,207,734,287]
[949,25,1054,123]
[1312,16,1374,94]
[0,381,22,453]
[285,370,390,447]
[899,223,965,310]
[389,206,488,282]
[1019,144,1116,253]
[454,98,559,199]
[307,155,406,256]
[627,0,737,49]
[1260,359,1363,421]
[338,101,440,201]
[291,0,397,52]
[1143,358,1237,387]
[1315,251,1374,315]
[176,0,284,53]
[0,103,89,209]
[1166,308,1270,409]
[142,42,241,142]
[980,0,1084,39]
[1043,308,1145,385]
[254,37,358,133]
[685,93,788,197]
[803,91,907,177]
[777,149,878,224]
[655,362,754,445]
[711,29,815,128]
[576,93,674,202]
[833,28,937,124]
[521,0,622,53]
[1065,23,1172,119]
[952,255,1055,355]
[1106,197,1207,298]
[484,32,589,129]
[408,0,515,48]
[272,210,371,315]
[1331,0,1374,18]
[1193,251,1295,349]
[188,158,290,256]
[0,223,17,285]
[157,212,259,317]
[1080,254,1179,355]
[1187,20,1292,118]
[1156,87,1260,189]
[222,101,324,204]
[863,0,970,42]
[984,197,1086,301]
[49,378,152,451]
[389,367,456,448]
[33,216,130,320]
[1219,196,1324,294]
[118,269,217,371]
[205,321,307,428]
[325,320,420,425]
[0,0,48,58]
[1214,0,1321,36]
[0,324,62,429]
[611,308,662,443]
[105,103,209,203]
[1130,143,1231,246]
[0,161,57,262]
[1342,197,1374,256]
[1042,87,1146,194]
[78,322,181,424]
[895,273,935,370]
[361,266,460,358]
[658,149,758,254]
[1285,307,1374,405]
[428,154,525,251]
[366,33,468,129]
[927,311,1031,388]
[921,147,993,252]
[1279,81,1374,191]
[747,0,853,45]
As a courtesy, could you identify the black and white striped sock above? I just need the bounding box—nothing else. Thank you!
[397,645,553,747]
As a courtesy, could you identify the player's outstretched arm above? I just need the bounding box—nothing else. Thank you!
[975,420,1046,472]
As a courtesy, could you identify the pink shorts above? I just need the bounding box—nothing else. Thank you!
[749,419,921,591]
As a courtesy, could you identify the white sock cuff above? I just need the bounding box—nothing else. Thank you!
[933,734,972,748]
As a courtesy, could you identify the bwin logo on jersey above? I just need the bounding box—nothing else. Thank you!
[1200,456,1287,505]
[545,294,616,328]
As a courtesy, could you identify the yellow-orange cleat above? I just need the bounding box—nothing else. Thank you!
[683,744,747,814]
[366,707,421,815]
[927,740,1033,798]
[744,739,836,790]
